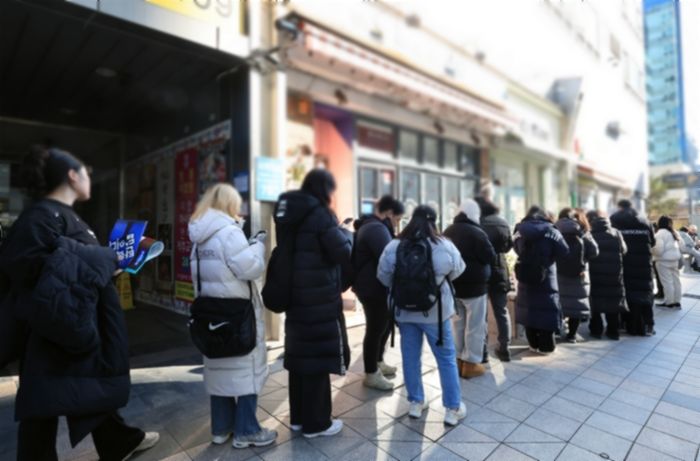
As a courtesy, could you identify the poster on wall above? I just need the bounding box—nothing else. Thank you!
[174,147,199,302]
[285,120,315,190]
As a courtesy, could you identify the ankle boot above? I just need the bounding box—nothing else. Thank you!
[460,361,486,379]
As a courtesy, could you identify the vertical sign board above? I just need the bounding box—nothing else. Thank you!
[174,148,198,302]
[255,157,285,202]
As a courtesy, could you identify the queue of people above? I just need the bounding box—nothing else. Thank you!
[1,152,690,457]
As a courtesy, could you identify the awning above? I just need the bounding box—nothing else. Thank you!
[283,18,519,135]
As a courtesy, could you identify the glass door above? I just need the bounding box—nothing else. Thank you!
[424,174,442,230]
[359,165,396,215]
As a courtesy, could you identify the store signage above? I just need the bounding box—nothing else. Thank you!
[256,157,285,202]
[358,125,395,153]
[663,173,700,189]
[146,0,234,23]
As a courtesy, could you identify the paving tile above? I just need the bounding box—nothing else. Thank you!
[668,381,700,399]
[646,413,700,444]
[634,364,677,380]
[626,370,672,389]
[505,425,563,443]
[504,383,553,406]
[458,381,501,406]
[540,396,594,423]
[506,443,566,461]
[439,442,498,461]
[306,425,367,459]
[374,441,431,461]
[609,388,659,411]
[335,441,397,461]
[259,438,328,461]
[464,421,518,442]
[529,368,579,385]
[343,417,397,439]
[618,379,667,399]
[187,442,258,461]
[373,422,427,442]
[331,390,368,417]
[597,398,653,425]
[662,390,700,413]
[485,394,537,422]
[129,430,185,461]
[557,386,606,409]
[485,444,536,460]
[440,425,497,444]
[579,368,625,387]
[523,408,581,441]
[584,410,643,441]
[463,407,520,424]
[555,444,606,461]
[413,443,466,460]
[654,401,700,427]
[636,427,699,461]
[569,425,632,461]
[569,377,616,397]
[519,374,568,395]
[626,443,684,461]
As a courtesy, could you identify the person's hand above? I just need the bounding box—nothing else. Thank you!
[249,230,267,245]
[113,269,123,277]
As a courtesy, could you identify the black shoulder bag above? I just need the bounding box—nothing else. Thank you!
[188,247,257,358]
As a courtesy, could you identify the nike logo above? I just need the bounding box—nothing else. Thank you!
[208,322,229,331]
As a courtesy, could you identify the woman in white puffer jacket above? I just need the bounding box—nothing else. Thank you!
[188,183,277,449]
[652,215,682,308]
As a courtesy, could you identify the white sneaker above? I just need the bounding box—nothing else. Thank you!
[290,424,302,432]
[303,419,343,438]
[363,370,394,391]
[444,402,467,426]
[232,428,278,448]
[211,433,231,445]
[408,401,429,419]
[378,361,397,376]
[122,432,160,461]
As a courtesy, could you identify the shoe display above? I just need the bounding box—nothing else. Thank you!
[233,428,278,448]
[408,401,429,419]
[460,361,486,378]
[444,402,467,426]
[378,361,397,376]
[122,432,160,461]
[363,370,394,391]
[303,419,343,438]
[211,433,231,445]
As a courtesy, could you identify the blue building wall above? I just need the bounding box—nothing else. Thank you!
[644,0,691,165]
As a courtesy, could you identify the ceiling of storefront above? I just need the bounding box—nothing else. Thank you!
[0,0,241,166]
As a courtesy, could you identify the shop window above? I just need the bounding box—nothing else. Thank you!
[443,177,460,229]
[360,167,379,215]
[424,174,442,229]
[443,142,459,170]
[423,136,439,166]
[381,170,394,196]
[399,130,419,162]
[461,179,476,204]
[461,145,479,176]
[400,169,420,224]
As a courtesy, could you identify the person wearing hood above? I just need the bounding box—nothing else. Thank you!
[474,196,514,362]
[0,146,158,461]
[443,199,496,378]
[352,195,405,391]
[514,206,569,354]
[278,169,352,439]
[609,199,656,336]
[652,215,682,308]
[555,208,599,343]
[678,226,700,271]
[188,183,277,449]
[586,210,628,340]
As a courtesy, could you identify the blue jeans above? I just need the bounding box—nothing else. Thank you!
[398,320,461,410]
[210,395,261,437]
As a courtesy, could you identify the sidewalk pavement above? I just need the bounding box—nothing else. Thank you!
[2,277,700,461]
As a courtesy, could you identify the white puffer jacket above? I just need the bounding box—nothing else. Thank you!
[189,209,268,397]
[652,228,682,263]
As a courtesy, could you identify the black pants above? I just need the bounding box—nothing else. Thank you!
[567,318,581,339]
[525,328,556,353]
[289,371,332,434]
[360,297,392,374]
[17,412,144,461]
[626,301,654,335]
[589,312,620,338]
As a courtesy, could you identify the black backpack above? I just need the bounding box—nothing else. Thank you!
[391,237,446,346]
[514,237,548,284]
[261,199,319,313]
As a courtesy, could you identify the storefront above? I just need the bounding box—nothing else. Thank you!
[0,0,252,314]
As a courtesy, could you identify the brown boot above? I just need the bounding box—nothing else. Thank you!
[460,361,486,379]
[457,358,464,372]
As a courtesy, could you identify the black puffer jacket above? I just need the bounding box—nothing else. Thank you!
[555,218,599,319]
[589,217,628,314]
[610,208,655,308]
[352,215,393,301]
[479,202,513,293]
[282,191,353,375]
[443,213,496,298]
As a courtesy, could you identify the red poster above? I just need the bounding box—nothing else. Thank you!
[174,148,198,301]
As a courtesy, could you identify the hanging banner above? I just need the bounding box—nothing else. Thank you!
[174,148,199,302]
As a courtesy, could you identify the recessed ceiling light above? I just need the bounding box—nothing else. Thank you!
[95,67,117,78]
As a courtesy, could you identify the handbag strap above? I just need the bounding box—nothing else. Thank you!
[196,243,254,300]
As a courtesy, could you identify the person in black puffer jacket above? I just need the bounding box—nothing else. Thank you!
[281,170,352,438]
[555,209,599,343]
[475,196,514,362]
[443,199,496,378]
[609,199,656,336]
[352,195,404,391]
[514,206,569,354]
[0,146,158,461]
[586,210,628,340]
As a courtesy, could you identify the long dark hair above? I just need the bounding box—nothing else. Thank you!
[301,169,336,207]
[573,208,591,232]
[398,205,440,243]
[657,215,679,241]
[21,145,85,199]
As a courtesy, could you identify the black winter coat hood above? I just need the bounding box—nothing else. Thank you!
[444,213,496,298]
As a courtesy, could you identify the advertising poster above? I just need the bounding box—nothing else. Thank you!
[174,147,198,302]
